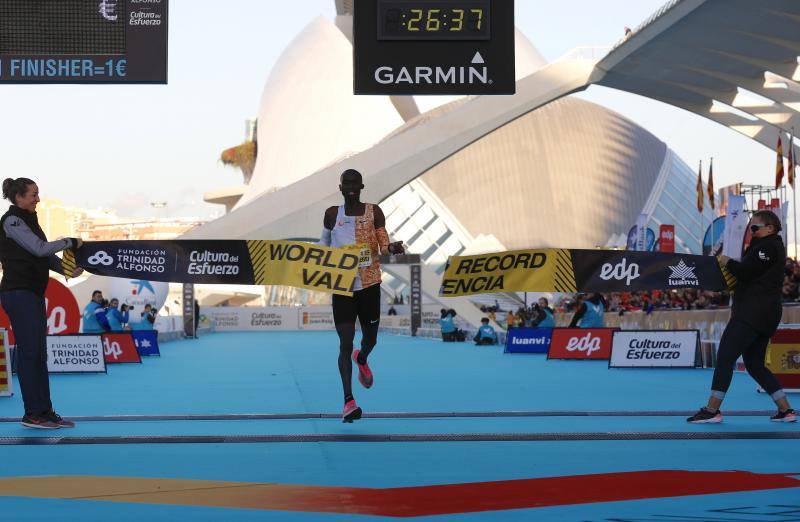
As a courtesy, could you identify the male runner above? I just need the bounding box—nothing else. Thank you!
[319,169,404,422]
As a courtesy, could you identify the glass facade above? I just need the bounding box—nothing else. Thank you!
[648,154,716,254]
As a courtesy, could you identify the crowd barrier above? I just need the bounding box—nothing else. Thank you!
[553,305,800,342]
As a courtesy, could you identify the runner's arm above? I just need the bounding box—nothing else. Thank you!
[373,205,403,254]
[319,206,338,246]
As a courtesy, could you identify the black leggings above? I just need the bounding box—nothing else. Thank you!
[332,284,381,400]
[0,290,52,416]
[711,319,783,398]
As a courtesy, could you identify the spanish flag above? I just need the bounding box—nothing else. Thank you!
[697,160,703,213]
[707,158,715,210]
[776,135,785,189]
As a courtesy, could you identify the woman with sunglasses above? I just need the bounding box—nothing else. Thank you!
[688,210,795,423]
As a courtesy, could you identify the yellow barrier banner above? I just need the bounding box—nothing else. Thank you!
[440,249,576,296]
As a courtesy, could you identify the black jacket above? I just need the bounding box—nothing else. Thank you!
[726,233,785,336]
[0,205,70,296]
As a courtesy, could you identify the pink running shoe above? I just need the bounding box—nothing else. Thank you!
[342,399,362,423]
[352,349,374,389]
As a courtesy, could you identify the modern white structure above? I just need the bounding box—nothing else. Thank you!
[189,0,800,325]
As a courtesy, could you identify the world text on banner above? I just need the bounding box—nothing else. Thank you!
[65,240,359,296]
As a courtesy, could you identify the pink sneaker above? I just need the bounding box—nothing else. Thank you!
[352,349,373,389]
[342,399,362,423]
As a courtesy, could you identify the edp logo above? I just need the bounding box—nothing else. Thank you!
[599,258,640,286]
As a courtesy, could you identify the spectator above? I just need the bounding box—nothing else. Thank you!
[474,317,498,345]
[105,298,130,332]
[506,310,515,329]
[82,290,111,333]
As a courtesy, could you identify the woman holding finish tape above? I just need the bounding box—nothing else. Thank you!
[0,178,83,429]
[688,210,795,423]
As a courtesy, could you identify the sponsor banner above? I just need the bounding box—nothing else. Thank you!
[571,251,733,293]
[108,278,169,315]
[505,328,552,354]
[46,335,106,374]
[298,307,335,330]
[659,225,675,253]
[440,249,734,296]
[0,329,11,396]
[183,283,195,337]
[766,328,800,390]
[548,328,615,360]
[205,307,300,332]
[132,330,160,356]
[410,264,422,336]
[63,240,359,296]
[610,330,699,368]
[634,214,648,252]
[101,333,142,364]
[0,277,81,345]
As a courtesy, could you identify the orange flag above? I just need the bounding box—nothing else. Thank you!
[776,136,785,189]
[707,158,715,210]
[697,161,703,213]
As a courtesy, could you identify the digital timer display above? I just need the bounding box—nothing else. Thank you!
[377,0,490,41]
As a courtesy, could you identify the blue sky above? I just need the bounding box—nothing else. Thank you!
[0,0,782,221]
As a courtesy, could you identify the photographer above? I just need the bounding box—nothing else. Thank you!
[105,298,130,332]
[531,297,556,328]
[132,304,157,331]
[82,290,111,334]
[474,317,498,346]
[439,308,457,342]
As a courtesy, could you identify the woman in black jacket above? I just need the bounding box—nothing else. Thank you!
[0,178,82,429]
[688,210,795,423]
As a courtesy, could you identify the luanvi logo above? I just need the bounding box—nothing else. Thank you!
[374,52,492,86]
[667,259,699,287]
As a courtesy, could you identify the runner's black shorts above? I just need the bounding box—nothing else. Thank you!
[332,283,381,325]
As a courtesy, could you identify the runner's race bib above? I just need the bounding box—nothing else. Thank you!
[357,244,372,268]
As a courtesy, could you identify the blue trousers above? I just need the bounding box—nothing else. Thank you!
[1,290,52,416]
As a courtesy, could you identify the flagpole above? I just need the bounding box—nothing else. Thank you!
[699,160,704,254]
[710,157,714,255]
[793,128,798,261]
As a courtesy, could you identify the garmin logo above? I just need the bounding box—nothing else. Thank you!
[374,52,491,85]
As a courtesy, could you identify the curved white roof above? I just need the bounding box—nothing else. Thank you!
[242,15,552,205]
[238,16,405,207]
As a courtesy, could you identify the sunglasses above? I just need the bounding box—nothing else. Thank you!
[750,223,770,233]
